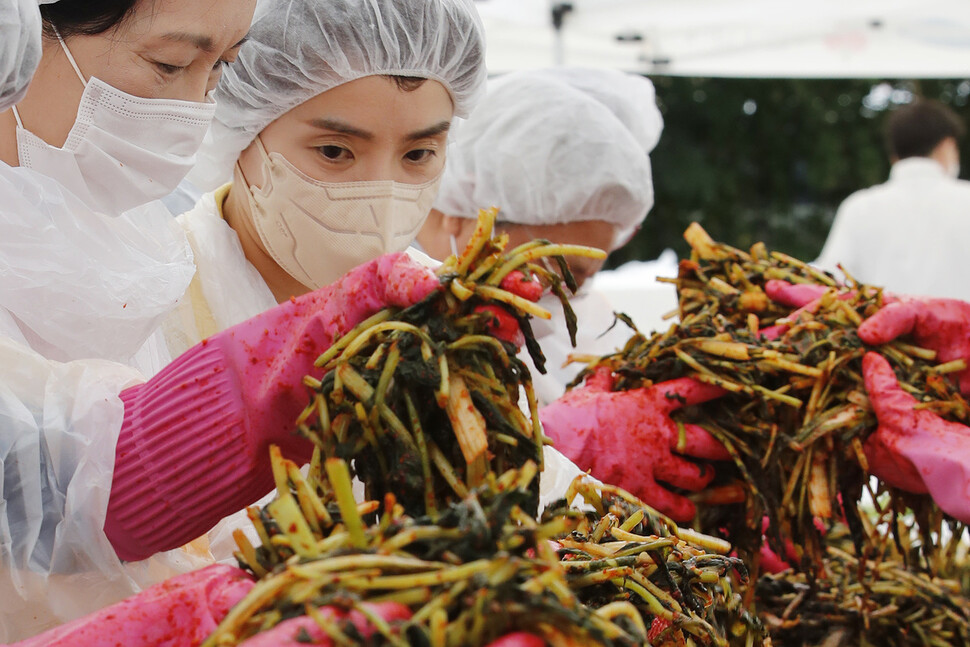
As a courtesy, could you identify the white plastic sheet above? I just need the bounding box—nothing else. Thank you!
[0,336,212,641]
[0,159,196,640]
[523,289,634,407]
[0,167,195,365]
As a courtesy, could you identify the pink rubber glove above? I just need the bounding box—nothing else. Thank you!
[11,565,254,647]
[540,367,730,521]
[236,602,411,646]
[766,281,969,395]
[105,252,439,561]
[764,279,831,309]
[755,516,831,574]
[761,279,867,340]
[858,298,970,396]
[862,352,970,523]
[477,270,545,348]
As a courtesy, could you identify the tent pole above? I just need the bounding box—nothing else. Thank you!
[551,2,573,66]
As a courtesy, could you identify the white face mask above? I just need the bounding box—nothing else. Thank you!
[239,137,440,289]
[12,30,216,215]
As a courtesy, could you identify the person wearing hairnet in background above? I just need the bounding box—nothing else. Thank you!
[417,67,663,406]
[418,68,731,523]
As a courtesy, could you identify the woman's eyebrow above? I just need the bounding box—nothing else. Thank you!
[406,120,451,141]
[160,32,216,52]
[158,33,249,53]
[309,118,373,140]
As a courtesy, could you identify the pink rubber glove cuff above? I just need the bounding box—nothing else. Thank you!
[105,341,274,562]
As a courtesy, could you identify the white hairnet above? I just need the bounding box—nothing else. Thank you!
[0,0,43,111]
[537,67,664,155]
[433,68,664,246]
[190,0,487,191]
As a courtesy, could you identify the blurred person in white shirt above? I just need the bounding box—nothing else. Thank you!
[815,99,970,299]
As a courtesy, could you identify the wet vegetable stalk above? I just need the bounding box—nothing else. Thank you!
[571,223,969,578]
[545,478,765,647]
[299,207,605,518]
[204,449,763,647]
[755,522,970,647]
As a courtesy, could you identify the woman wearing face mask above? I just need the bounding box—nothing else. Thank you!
[155,0,589,565]
[0,0,453,640]
[139,0,487,565]
[0,0,254,373]
[161,0,486,355]
[0,0,262,639]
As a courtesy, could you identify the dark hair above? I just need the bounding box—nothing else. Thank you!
[886,99,966,160]
[383,75,428,93]
[40,0,140,39]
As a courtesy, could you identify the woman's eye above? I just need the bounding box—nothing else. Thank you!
[153,61,186,75]
[405,149,435,163]
[319,145,352,161]
[211,53,240,73]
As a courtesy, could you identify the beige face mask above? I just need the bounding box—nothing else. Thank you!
[238,137,441,289]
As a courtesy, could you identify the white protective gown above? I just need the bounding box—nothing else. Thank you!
[815,158,970,300]
[524,250,682,407]
[0,164,208,641]
[524,289,634,408]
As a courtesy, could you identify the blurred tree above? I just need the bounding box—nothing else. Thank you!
[607,78,970,267]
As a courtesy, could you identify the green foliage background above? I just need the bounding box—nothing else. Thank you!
[607,78,970,268]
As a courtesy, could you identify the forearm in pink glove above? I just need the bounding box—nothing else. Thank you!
[11,565,253,647]
[862,352,970,523]
[105,252,439,561]
[236,602,411,646]
[540,368,729,521]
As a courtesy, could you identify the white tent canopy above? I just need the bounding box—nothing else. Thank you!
[476,0,970,78]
